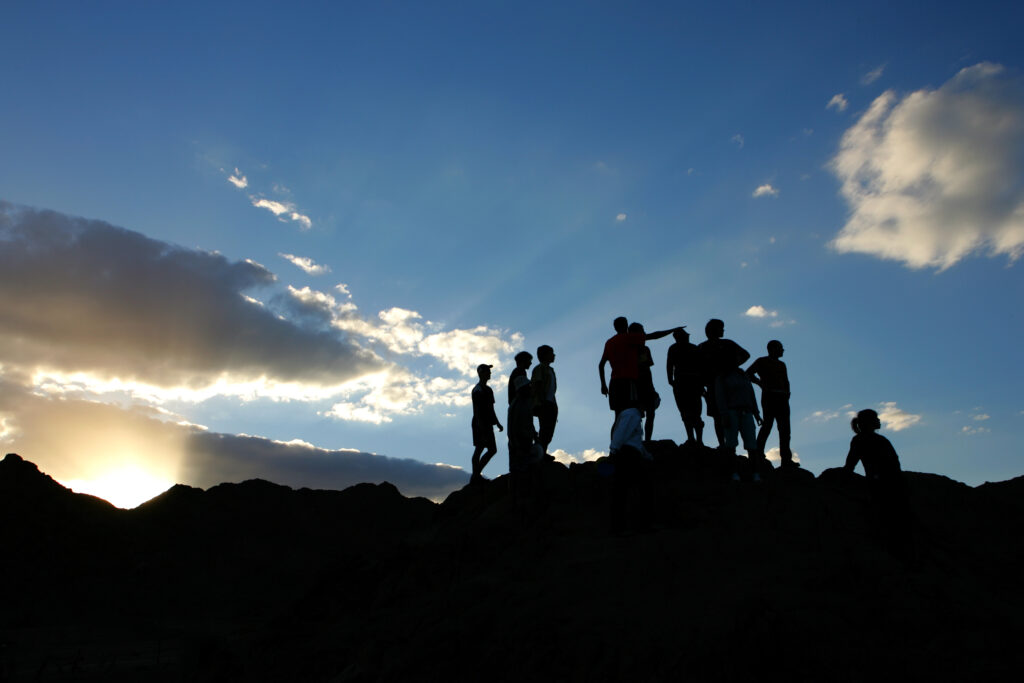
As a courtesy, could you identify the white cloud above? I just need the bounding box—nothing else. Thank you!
[752,184,779,198]
[861,64,886,85]
[251,197,312,230]
[973,413,991,421]
[765,447,800,465]
[830,63,1024,269]
[279,253,331,275]
[616,213,628,222]
[804,404,854,423]
[744,305,779,319]
[731,134,745,148]
[827,94,849,112]
[550,448,606,465]
[877,401,921,431]
[227,168,248,189]
[961,425,991,435]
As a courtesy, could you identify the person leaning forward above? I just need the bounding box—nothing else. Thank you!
[599,317,681,415]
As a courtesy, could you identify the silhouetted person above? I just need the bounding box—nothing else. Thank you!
[530,345,558,456]
[599,317,679,416]
[715,364,763,469]
[470,363,503,483]
[508,351,533,405]
[697,319,750,448]
[666,327,704,445]
[627,323,660,441]
[747,340,794,468]
[844,408,910,555]
[844,409,903,483]
[508,374,540,495]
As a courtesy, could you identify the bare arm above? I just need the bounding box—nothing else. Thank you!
[643,326,682,342]
[599,356,609,395]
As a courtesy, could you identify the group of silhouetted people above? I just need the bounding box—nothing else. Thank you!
[471,315,904,500]
[471,345,559,487]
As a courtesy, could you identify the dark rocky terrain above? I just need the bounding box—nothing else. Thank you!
[3,447,1024,682]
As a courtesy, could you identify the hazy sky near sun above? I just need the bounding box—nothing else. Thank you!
[2,0,1023,505]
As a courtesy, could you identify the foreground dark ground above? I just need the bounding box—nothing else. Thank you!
[3,446,1024,682]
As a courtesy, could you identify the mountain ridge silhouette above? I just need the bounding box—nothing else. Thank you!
[3,449,1023,681]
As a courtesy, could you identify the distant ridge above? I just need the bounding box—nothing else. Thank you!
[3,448,1024,681]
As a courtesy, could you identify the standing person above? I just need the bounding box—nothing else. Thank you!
[697,319,750,448]
[715,364,763,463]
[507,374,539,496]
[628,323,660,442]
[599,317,680,417]
[666,328,704,446]
[531,345,558,456]
[747,340,794,467]
[470,363,503,483]
[508,351,533,405]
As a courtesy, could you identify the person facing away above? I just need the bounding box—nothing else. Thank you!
[697,319,750,448]
[530,345,558,456]
[508,351,533,405]
[666,327,704,446]
[599,316,680,415]
[470,363,503,483]
[746,340,795,468]
[628,322,660,442]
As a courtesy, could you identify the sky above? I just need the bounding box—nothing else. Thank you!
[2,0,1023,507]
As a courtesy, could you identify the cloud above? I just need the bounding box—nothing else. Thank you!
[961,425,991,436]
[827,94,849,112]
[752,184,779,198]
[0,382,466,501]
[745,305,779,319]
[280,253,331,275]
[550,448,606,466]
[861,65,886,85]
[766,447,800,465]
[804,404,854,423]
[731,134,745,148]
[877,401,921,431]
[973,413,991,421]
[616,213,628,222]
[251,197,312,230]
[830,63,1024,269]
[0,204,379,394]
[227,168,248,189]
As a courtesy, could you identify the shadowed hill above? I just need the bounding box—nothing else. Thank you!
[2,448,1024,681]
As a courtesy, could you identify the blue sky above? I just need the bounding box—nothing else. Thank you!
[2,1,1023,505]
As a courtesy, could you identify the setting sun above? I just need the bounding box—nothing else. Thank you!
[61,467,175,509]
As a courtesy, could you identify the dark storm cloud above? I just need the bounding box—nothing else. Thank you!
[0,203,380,387]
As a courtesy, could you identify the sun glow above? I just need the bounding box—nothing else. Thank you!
[61,467,175,509]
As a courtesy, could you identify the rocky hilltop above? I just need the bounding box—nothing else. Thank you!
[2,447,1024,682]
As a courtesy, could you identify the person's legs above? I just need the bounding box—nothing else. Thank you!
[537,402,558,453]
[756,395,776,454]
[776,398,793,466]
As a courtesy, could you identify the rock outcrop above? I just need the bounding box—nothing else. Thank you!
[2,448,1023,681]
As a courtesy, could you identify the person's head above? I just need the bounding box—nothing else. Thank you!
[767,340,784,358]
[613,316,628,333]
[476,363,492,381]
[673,327,689,343]
[851,409,881,434]
[705,319,724,339]
[627,322,645,335]
[537,345,555,363]
[514,351,533,369]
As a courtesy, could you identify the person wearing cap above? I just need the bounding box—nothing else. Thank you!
[470,363,503,483]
